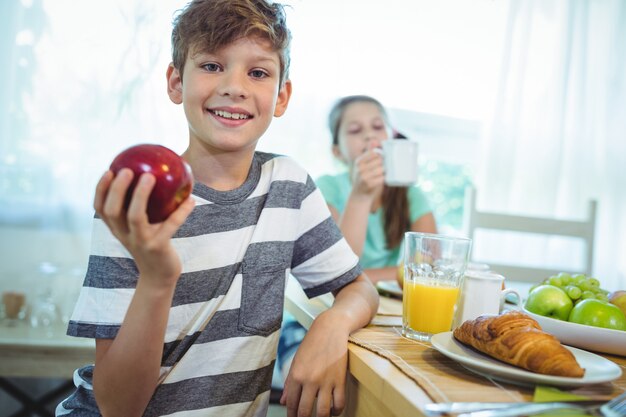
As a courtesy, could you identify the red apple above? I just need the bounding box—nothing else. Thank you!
[110,144,193,223]
[609,290,626,317]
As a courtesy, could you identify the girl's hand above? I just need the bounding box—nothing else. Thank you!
[350,148,385,200]
[93,169,195,288]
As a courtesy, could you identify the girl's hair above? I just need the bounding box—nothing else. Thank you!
[171,0,291,86]
[328,95,410,250]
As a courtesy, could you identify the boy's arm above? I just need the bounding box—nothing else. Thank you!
[281,274,379,417]
[91,169,194,417]
[93,278,178,417]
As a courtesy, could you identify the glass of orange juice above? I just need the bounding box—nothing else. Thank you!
[402,232,472,342]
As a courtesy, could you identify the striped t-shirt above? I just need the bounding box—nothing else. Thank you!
[57,152,362,417]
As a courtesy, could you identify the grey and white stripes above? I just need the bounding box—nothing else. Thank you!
[58,152,361,417]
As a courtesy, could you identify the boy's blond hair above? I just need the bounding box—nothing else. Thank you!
[171,0,291,86]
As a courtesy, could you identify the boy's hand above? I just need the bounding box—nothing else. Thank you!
[94,168,195,287]
[280,310,350,417]
[281,275,378,417]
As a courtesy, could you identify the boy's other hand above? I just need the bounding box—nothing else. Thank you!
[280,310,350,417]
[94,169,195,287]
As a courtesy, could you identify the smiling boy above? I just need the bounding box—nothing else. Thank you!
[56,1,378,417]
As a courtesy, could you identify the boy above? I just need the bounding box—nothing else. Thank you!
[56,1,379,416]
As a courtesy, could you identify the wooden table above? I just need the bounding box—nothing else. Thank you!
[0,320,95,416]
[284,277,625,417]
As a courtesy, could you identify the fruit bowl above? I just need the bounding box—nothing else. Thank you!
[522,307,626,356]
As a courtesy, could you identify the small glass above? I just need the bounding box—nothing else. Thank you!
[402,232,472,342]
[30,262,60,329]
[2,291,26,326]
[30,288,60,328]
[55,266,85,324]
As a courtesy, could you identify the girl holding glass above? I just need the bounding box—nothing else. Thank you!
[317,95,437,283]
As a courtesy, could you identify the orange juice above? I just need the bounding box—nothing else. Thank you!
[403,281,460,334]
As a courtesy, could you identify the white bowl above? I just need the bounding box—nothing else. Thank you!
[522,307,626,356]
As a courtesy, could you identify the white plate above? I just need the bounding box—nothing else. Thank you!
[522,307,626,357]
[375,280,403,298]
[431,332,622,387]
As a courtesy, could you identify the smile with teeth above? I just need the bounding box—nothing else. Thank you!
[211,109,251,120]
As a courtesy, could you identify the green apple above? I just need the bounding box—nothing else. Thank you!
[524,285,574,321]
[568,299,626,331]
[608,290,626,317]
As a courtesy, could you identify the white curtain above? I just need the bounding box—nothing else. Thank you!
[476,0,626,289]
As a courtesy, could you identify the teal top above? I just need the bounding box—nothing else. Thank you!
[316,172,432,269]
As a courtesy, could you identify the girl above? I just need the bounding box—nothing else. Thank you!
[276,96,436,385]
[317,95,437,283]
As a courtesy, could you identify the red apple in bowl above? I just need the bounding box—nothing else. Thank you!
[110,144,194,223]
[609,290,626,317]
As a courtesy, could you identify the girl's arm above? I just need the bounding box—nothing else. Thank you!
[332,150,385,257]
[411,211,437,235]
[334,193,374,257]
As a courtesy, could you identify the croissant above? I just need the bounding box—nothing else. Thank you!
[453,311,585,377]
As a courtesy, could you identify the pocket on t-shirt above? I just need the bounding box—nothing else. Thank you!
[238,254,288,336]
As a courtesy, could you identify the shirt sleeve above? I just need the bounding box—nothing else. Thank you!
[291,175,361,298]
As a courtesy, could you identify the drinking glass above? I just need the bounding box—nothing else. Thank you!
[30,261,60,329]
[402,232,472,341]
[381,140,419,186]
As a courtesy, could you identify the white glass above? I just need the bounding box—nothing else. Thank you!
[452,270,521,329]
[382,140,419,186]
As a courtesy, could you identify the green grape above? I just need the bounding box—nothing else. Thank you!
[572,274,587,286]
[595,293,609,302]
[586,277,600,288]
[548,276,563,287]
[565,285,582,300]
[594,288,609,295]
[581,290,595,300]
[557,272,572,285]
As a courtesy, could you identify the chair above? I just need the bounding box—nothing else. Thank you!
[462,186,597,283]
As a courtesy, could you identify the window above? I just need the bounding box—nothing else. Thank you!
[0,0,508,268]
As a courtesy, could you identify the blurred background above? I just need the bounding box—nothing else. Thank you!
[1,0,625,322]
[1,0,625,414]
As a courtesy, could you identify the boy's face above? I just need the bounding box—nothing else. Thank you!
[167,36,291,155]
[333,101,390,164]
